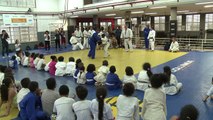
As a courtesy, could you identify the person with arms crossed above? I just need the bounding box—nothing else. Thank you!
[120,25,133,52]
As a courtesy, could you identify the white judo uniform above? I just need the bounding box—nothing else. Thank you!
[148,29,156,51]
[65,62,76,76]
[36,59,45,70]
[90,99,113,120]
[77,71,86,84]
[44,61,51,71]
[33,57,40,68]
[116,95,140,120]
[136,70,150,91]
[141,88,167,120]
[83,30,90,48]
[169,41,179,52]
[74,30,83,43]
[73,100,93,120]
[123,75,137,87]
[53,97,75,120]
[163,74,182,95]
[94,66,109,83]
[23,57,29,66]
[206,85,213,96]
[120,28,133,51]
[55,62,66,76]
[70,36,84,50]
[17,88,30,110]
[101,36,110,57]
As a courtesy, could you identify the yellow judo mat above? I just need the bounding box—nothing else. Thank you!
[45,48,187,78]
[0,49,187,120]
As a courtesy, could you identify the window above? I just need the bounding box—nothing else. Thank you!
[205,14,213,30]
[0,21,38,44]
[186,14,200,31]
[117,19,125,29]
[177,15,182,31]
[0,0,36,8]
[154,16,165,31]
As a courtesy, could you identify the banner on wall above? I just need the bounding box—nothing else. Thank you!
[3,14,34,27]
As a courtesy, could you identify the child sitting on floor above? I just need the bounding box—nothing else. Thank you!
[29,53,35,68]
[33,53,40,68]
[22,52,30,67]
[65,57,75,76]
[86,64,96,85]
[77,66,86,84]
[48,56,57,75]
[55,56,66,76]
[123,66,137,87]
[36,54,45,70]
[94,60,109,86]
[9,55,18,69]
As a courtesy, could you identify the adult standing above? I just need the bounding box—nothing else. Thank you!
[74,27,83,43]
[143,25,150,50]
[55,29,61,52]
[115,26,122,47]
[88,27,101,59]
[83,27,90,49]
[59,28,66,48]
[148,26,156,51]
[1,30,9,58]
[120,25,133,52]
[44,31,50,51]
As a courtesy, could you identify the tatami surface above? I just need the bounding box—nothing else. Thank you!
[1,47,213,120]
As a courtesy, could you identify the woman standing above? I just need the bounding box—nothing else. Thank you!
[44,31,50,51]
[1,30,9,58]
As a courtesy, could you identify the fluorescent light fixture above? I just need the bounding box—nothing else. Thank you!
[185,12,198,14]
[99,7,113,11]
[145,12,157,15]
[105,13,116,16]
[177,10,189,13]
[204,5,213,8]
[69,16,78,18]
[131,11,144,14]
[114,17,122,19]
[150,6,167,9]
[195,1,213,5]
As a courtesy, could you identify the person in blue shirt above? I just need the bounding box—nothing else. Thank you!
[143,25,150,50]
[88,27,101,59]
[105,65,122,90]
[9,55,18,69]
[86,64,96,85]
[19,81,49,120]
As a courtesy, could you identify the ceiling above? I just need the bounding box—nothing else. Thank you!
[67,0,213,18]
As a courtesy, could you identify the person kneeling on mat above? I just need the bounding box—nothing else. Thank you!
[70,33,84,51]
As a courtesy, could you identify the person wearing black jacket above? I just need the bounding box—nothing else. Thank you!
[1,30,9,58]
[55,29,61,51]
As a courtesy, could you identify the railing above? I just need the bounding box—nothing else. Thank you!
[133,37,213,51]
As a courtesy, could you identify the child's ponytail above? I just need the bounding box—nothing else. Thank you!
[96,87,107,120]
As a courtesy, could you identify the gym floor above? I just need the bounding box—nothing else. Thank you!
[0,46,213,120]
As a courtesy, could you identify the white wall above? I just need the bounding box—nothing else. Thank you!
[35,0,59,12]
[58,0,84,11]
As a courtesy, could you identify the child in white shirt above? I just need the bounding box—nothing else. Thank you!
[77,66,86,84]
[94,60,109,85]
[73,86,93,120]
[123,66,137,87]
[141,74,168,120]
[65,57,75,76]
[53,85,75,120]
[163,66,182,95]
[33,53,40,68]
[203,77,213,102]
[55,56,66,76]
[23,52,30,67]
[36,54,45,70]
[90,86,114,120]
[116,83,139,120]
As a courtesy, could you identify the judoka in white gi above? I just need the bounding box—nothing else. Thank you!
[148,27,156,51]
[120,26,133,52]
[101,34,110,58]
[163,66,182,95]
[169,37,179,52]
[136,63,153,91]
[141,74,168,120]
[123,66,137,87]
[74,27,83,43]
[94,60,109,85]
[70,33,84,51]
[116,83,140,120]
[83,27,90,49]
[55,56,66,76]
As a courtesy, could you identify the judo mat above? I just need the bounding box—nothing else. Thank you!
[1,47,213,120]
